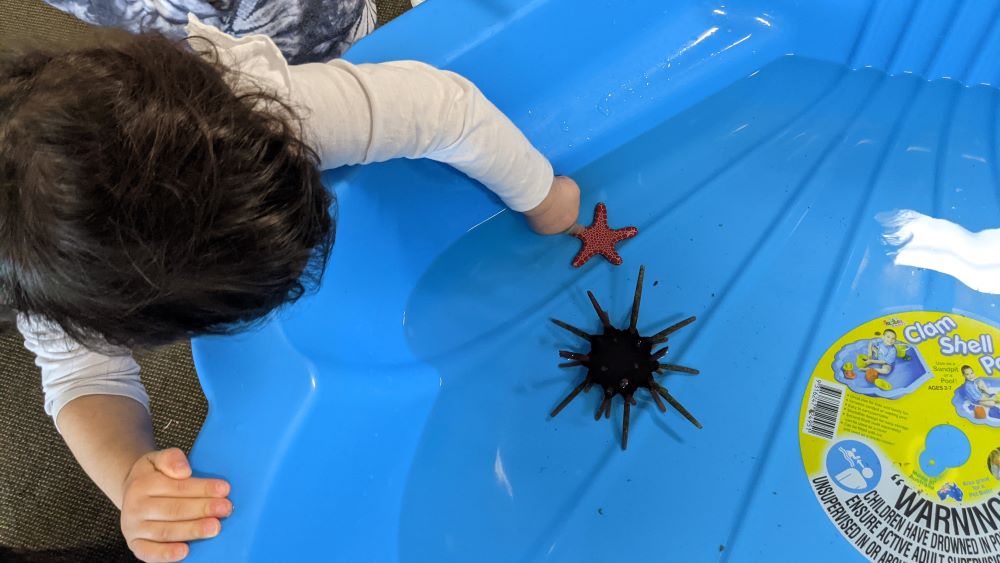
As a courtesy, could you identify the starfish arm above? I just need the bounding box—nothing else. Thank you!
[603,249,624,265]
[571,246,596,268]
[592,202,609,226]
[612,226,639,242]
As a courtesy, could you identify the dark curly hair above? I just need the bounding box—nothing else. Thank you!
[0,31,334,348]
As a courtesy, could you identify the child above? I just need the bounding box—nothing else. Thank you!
[962,365,998,408]
[0,17,580,562]
[864,329,898,383]
[990,448,1000,480]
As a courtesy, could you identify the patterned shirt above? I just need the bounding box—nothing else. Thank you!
[44,0,376,63]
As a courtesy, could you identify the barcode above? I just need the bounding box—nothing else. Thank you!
[803,379,845,440]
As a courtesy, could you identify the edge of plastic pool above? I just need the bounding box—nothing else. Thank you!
[185,1,1000,560]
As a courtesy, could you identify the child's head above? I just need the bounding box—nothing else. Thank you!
[963,365,976,380]
[880,329,897,347]
[0,33,334,348]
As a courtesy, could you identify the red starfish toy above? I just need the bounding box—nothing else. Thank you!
[571,202,638,268]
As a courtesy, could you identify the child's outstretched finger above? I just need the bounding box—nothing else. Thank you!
[128,538,189,563]
[149,474,230,498]
[137,517,222,543]
[140,496,233,521]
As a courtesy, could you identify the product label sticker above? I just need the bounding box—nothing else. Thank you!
[799,312,1000,562]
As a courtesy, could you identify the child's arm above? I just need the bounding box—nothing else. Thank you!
[18,317,231,562]
[187,17,579,233]
[56,394,156,508]
[297,58,581,232]
[290,59,557,214]
[292,58,583,233]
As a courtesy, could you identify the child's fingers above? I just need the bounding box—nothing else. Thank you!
[128,538,189,563]
[136,517,221,543]
[148,474,230,498]
[139,496,233,521]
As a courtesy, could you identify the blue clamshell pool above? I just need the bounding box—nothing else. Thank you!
[186,1,1000,561]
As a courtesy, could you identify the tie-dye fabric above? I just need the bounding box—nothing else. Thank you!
[43,0,376,63]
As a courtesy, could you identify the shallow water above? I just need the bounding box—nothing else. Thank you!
[399,55,1000,562]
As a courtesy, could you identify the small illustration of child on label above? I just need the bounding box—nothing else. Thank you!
[860,329,899,388]
[831,327,930,399]
[951,365,1000,426]
[989,449,1000,480]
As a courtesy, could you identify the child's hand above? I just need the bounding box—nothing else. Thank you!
[524,176,581,235]
[120,448,232,562]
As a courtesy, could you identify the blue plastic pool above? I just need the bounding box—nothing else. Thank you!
[186,1,1000,561]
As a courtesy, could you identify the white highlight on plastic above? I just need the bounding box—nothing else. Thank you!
[494,448,514,498]
[719,34,752,54]
[669,26,720,61]
[962,153,987,164]
[467,209,505,233]
[694,27,721,45]
[879,209,1000,294]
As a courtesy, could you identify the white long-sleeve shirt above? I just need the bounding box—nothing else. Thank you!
[19,16,554,429]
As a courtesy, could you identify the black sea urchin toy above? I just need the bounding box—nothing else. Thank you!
[550,265,701,449]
